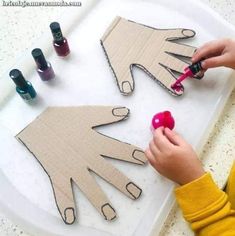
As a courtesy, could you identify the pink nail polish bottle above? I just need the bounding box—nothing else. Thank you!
[50,22,70,57]
[151,111,175,132]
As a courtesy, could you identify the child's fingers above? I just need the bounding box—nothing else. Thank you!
[202,55,227,69]
[192,40,225,63]
[149,140,161,157]
[192,40,224,58]
[153,128,173,151]
[164,128,185,146]
[145,148,156,166]
[192,52,222,64]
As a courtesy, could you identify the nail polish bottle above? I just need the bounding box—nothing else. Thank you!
[151,111,175,132]
[32,48,55,81]
[9,69,37,101]
[50,22,70,57]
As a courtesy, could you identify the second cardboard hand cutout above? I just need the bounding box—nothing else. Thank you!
[101,16,200,96]
[16,106,147,225]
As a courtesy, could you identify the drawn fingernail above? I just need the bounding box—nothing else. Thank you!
[122,81,132,94]
[113,107,129,117]
[126,182,142,199]
[133,150,147,164]
[64,208,75,224]
[101,203,116,221]
[182,29,195,37]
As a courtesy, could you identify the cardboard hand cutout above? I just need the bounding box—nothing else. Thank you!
[101,16,199,96]
[16,106,147,224]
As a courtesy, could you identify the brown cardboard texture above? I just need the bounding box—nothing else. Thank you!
[16,106,147,225]
[101,16,199,96]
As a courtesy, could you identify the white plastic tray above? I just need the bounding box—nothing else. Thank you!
[1,0,235,235]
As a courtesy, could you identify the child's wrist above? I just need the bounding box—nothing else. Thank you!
[179,169,205,185]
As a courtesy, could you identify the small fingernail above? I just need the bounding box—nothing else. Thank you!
[122,81,133,94]
[164,127,170,134]
[195,70,204,79]
[201,61,206,69]
[133,150,147,164]
[101,204,116,221]
[182,29,195,37]
[113,107,129,117]
[126,182,142,199]
[64,208,75,224]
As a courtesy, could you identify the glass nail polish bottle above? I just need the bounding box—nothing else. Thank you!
[9,69,37,101]
[50,22,70,57]
[31,48,55,81]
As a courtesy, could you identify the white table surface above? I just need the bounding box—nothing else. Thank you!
[0,0,235,235]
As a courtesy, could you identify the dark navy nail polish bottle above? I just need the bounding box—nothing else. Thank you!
[50,22,70,57]
[32,48,55,81]
[9,69,37,101]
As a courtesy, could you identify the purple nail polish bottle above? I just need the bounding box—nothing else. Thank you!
[50,22,70,57]
[31,48,55,81]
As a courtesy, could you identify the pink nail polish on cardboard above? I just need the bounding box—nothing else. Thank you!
[50,22,70,57]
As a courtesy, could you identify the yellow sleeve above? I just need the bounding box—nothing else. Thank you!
[226,163,235,209]
[175,173,235,236]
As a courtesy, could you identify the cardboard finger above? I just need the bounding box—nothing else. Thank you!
[95,132,146,165]
[101,40,135,95]
[165,41,196,58]
[101,16,197,96]
[165,28,195,40]
[119,70,135,95]
[72,169,116,221]
[161,53,190,74]
[51,176,76,225]
[136,63,184,96]
[89,155,142,200]
[37,106,130,130]
[91,106,130,126]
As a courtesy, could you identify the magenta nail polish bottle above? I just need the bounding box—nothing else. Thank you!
[32,48,55,81]
[151,111,175,132]
[50,22,70,57]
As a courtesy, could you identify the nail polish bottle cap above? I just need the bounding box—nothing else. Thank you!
[50,22,64,43]
[31,48,48,70]
[189,61,203,75]
[9,69,28,89]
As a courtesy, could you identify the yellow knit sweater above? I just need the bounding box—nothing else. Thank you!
[175,163,235,236]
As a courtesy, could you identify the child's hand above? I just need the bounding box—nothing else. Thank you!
[192,38,235,70]
[145,127,205,185]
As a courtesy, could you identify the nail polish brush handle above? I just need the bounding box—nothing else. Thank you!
[171,61,203,90]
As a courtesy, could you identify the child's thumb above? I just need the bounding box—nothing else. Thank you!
[164,128,184,146]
